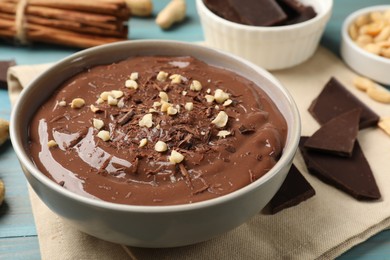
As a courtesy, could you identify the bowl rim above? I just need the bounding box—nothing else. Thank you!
[196,0,333,32]
[341,5,390,65]
[10,40,301,213]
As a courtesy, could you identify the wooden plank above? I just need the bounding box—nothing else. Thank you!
[0,236,41,260]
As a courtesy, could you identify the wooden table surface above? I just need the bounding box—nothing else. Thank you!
[1,1,389,259]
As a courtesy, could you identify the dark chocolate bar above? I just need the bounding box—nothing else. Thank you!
[304,109,361,157]
[309,77,379,129]
[0,60,16,89]
[299,137,381,200]
[276,0,317,25]
[228,0,287,26]
[203,0,242,24]
[269,164,315,214]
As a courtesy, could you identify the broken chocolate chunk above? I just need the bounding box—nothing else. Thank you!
[204,0,316,26]
[117,110,135,126]
[276,0,317,25]
[228,0,287,26]
[299,137,381,200]
[203,0,242,24]
[309,77,379,129]
[0,60,16,89]
[304,108,361,157]
[269,164,315,214]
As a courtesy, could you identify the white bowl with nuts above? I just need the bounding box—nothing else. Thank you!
[341,5,390,85]
[10,40,300,247]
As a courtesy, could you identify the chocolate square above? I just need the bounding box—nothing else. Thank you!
[203,0,242,24]
[269,164,315,214]
[299,137,381,200]
[309,77,379,129]
[304,108,361,157]
[227,0,287,26]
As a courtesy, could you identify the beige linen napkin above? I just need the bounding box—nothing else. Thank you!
[8,46,390,260]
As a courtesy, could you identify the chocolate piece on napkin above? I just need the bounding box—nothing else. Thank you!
[309,77,379,129]
[299,137,381,200]
[304,109,361,157]
[0,60,16,89]
[227,0,287,26]
[269,164,315,214]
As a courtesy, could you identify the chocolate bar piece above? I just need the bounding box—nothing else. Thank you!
[277,0,316,24]
[309,77,379,129]
[304,109,361,157]
[299,137,381,200]
[203,0,242,24]
[228,0,287,26]
[269,164,315,214]
[0,60,16,89]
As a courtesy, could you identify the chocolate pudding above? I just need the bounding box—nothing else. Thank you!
[28,56,287,205]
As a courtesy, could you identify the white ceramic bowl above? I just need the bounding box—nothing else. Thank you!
[10,40,300,248]
[196,0,333,71]
[341,5,390,85]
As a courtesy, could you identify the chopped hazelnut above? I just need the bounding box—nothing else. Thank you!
[93,118,104,130]
[217,130,231,138]
[169,74,183,84]
[125,79,138,89]
[157,71,169,82]
[214,89,230,103]
[70,98,85,109]
[169,150,185,164]
[211,111,228,128]
[117,98,125,108]
[190,80,202,91]
[111,90,124,99]
[167,106,178,115]
[155,140,168,152]
[139,113,153,128]
[160,101,171,112]
[206,88,211,94]
[153,101,162,108]
[223,99,233,107]
[130,72,139,81]
[58,100,67,107]
[205,94,215,103]
[139,138,148,147]
[90,104,100,113]
[182,90,187,96]
[159,91,169,102]
[47,140,58,148]
[185,102,193,111]
[100,91,111,101]
[96,98,104,104]
[149,108,157,113]
[107,95,118,106]
[97,130,110,141]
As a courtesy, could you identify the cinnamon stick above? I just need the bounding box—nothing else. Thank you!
[0,0,131,49]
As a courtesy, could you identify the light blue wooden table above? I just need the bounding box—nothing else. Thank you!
[1,1,389,259]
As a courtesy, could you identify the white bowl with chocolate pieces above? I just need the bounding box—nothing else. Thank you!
[341,5,390,85]
[10,40,300,247]
[197,0,333,70]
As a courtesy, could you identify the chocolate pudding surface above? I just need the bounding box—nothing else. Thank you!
[28,56,287,206]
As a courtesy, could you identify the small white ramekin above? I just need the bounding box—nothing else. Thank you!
[341,5,390,85]
[196,0,333,71]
